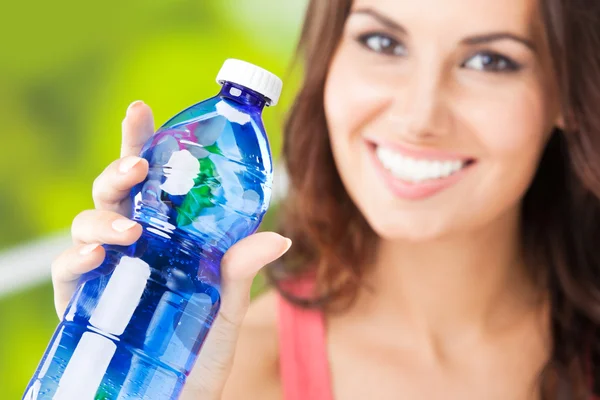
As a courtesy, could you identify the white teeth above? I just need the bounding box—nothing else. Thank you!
[375,146,467,183]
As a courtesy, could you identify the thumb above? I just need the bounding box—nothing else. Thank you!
[220,232,292,324]
[183,232,291,399]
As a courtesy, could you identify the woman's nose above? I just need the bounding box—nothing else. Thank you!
[387,68,453,140]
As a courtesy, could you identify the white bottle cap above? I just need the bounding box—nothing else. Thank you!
[216,59,283,106]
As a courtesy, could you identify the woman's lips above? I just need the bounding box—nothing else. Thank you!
[366,140,477,200]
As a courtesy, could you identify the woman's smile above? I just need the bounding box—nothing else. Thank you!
[363,138,477,199]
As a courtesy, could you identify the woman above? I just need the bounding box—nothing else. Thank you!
[51,0,600,398]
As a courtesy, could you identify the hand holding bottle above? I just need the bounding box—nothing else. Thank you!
[26,60,287,400]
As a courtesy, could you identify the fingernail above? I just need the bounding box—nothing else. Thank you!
[112,219,138,232]
[80,243,100,255]
[119,156,143,174]
[282,238,292,254]
[126,100,144,117]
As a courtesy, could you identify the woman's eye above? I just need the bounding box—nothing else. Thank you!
[463,52,522,72]
[358,33,407,57]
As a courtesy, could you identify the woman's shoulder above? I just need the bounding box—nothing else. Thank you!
[221,289,282,400]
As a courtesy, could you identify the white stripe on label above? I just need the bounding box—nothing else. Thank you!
[53,332,116,400]
[89,256,151,336]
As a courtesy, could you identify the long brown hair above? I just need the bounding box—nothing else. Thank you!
[267,0,600,397]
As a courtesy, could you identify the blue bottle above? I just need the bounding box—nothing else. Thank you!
[24,59,283,400]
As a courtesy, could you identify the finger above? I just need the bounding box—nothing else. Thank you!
[51,243,106,317]
[71,209,143,246]
[185,232,291,398]
[219,232,292,325]
[121,100,155,158]
[92,156,149,214]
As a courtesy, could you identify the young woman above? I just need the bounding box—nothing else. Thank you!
[50,0,600,398]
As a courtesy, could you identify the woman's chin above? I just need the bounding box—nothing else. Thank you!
[367,215,455,243]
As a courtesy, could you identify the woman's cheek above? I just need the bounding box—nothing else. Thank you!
[327,82,390,138]
[462,88,548,158]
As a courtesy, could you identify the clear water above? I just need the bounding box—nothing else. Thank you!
[24,82,273,399]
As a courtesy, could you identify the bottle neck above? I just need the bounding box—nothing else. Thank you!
[218,82,267,111]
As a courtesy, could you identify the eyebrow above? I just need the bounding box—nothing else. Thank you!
[351,8,537,52]
[462,33,536,51]
[353,8,407,34]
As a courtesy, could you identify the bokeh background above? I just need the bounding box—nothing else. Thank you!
[0,1,305,397]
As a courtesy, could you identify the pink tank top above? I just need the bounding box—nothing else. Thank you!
[277,280,334,400]
[277,281,598,400]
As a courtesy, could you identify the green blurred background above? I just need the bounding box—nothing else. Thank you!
[0,1,305,397]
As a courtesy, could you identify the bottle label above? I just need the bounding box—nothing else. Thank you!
[89,256,151,336]
[53,332,117,400]
[160,149,201,196]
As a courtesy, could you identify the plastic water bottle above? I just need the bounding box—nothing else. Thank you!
[24,59,283,400]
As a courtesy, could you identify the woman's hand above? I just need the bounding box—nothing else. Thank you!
[50,100,291,399]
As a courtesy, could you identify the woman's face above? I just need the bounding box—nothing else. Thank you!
[324,0,562,241]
